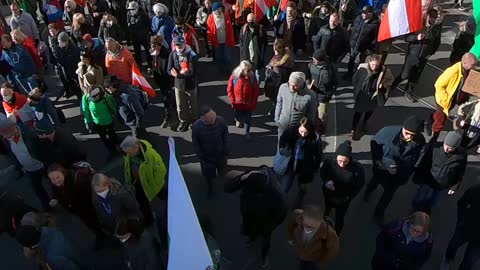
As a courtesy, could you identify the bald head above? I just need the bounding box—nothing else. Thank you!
[461,52,477,71]
[247,13,256,23]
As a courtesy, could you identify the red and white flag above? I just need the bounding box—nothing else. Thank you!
[131,64,156,98]
[254,0,277,21]
[378,0,423,42]
[278,0,288,12]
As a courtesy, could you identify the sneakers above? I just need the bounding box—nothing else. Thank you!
[260,255,271,269]
[160,118,169,128]
[235,120,244,128]
[458,5,466,11]
[176,121,189,132]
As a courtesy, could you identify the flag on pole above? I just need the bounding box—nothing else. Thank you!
[471,0,480,58]
[377,0,423,42]
[131,64,156,98]
[278,0,288,12]
[167,137,213,270]
[254,0,277,21]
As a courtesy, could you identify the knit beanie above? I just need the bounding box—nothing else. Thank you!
[16,225,41,248]
[211,2,224,11]
[336,140,352,159]
[288,72,306,88]
[313,50,326,62]
[402,115,423,134]
[444,131,462,149]
[58,32,69,43]
[34,117,55,135]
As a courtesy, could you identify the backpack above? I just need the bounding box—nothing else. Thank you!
[308,63,331,92]
[232,75,255,87]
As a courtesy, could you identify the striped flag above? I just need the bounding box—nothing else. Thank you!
[254,0,277,21]
[131,64,156,98]
[378,0,423,42]
[167,137,213,270]
[279,0,288,12]
[471,0,480,58]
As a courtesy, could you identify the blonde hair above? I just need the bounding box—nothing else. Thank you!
[72,13,86,31]
[10,29,27,43]
[64,0,77,9]
[408,211,431,233]
[91,173,112,189]
[231,60,253,78]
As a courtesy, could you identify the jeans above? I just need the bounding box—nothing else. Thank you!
[299,260,319,270]
[93,122,118,154]
[214,43,232,73]
[446,229,480,270]
[233,110,252,134]
[412,184,439,214]
[175,87,198,123]
[26,169,50,210]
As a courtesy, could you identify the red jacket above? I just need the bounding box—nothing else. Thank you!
[22,38,42,68]
[106,47,136,84]
[206,14,235,48]
[171,24,200,54]
[227,74,259,111]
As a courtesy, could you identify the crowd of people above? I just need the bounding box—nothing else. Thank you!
[0,0,478,269]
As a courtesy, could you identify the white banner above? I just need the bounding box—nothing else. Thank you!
[167,137,213,270]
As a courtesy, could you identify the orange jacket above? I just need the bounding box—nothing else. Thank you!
[105,47,136,83]
[206,13,235,47]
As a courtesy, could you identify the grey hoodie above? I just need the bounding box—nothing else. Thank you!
[10,11,40,40]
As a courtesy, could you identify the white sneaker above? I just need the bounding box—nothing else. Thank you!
[458,5,467,11]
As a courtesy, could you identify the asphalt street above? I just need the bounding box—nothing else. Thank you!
[0,1,479,270]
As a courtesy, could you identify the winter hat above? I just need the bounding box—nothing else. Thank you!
[211,2,224,12]
[402,115,423,134]
[444,131,462,149]
[336,140,352,159]
[15,225,41,248]
[199,105,212,116]
[34,117,55,135]
[313,50,326,62]
[58,32,69,43]
[361,5,373,14]
[173,35,185,45]
[153,3,168,15]
[127,1,139,10]
[82,33,93,42]
[288,72,306,87]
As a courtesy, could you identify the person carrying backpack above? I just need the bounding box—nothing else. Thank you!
[82,85,119,157]
[104,76,148,139]
[224,165,287,269]
[305,50,337,134]
[226,60,259,140]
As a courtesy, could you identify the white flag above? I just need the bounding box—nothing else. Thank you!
[167,137,213,270]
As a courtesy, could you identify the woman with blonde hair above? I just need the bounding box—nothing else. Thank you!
[91,173,142,235]
[98,13,123,45]
[10,29,42,68]
[226,60,259,139]
[372,211,433,270]
[71,13,94,47]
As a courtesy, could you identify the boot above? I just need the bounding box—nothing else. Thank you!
[160,109,170,128]
[404,83,418,102]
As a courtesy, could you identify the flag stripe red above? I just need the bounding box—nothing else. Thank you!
[279,0,288,11]
[377,9,392,42]
[406,0,423,32]
[132,65,156,98]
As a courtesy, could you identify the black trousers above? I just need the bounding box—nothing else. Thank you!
[132,36,152,67]
[93,122,118,154]
[347,50,368,74]
[26,169,50,210]
[324,198,351,234]
[446,228,480,270]
[391,57,428,93]
[352,111,374,131]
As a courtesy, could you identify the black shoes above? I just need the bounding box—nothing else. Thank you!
[176,121,189,132]
[404,91,417,102]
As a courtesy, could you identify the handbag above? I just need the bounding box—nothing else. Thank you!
[273,149,291,176]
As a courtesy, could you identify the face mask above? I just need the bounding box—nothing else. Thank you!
[175,47,185,54]
[119,234,130,243]
[304,228,315,235]
[106,20,113,27]
[96,188,109,198]
[3,95,12,102]
[129,9,138,16]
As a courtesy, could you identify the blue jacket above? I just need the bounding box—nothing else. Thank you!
[372,219,433,270]
[1,44,36,78]
[371,126,425,169]
[151,15,175,45]
[38,227,81,270]
[112,84,145,127]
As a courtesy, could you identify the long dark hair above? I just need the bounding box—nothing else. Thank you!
[298,117,316,141]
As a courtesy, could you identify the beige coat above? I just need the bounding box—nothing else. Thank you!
[76,63,104,90]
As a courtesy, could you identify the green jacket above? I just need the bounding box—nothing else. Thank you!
[124,140,166,201]
[82,93,116,126]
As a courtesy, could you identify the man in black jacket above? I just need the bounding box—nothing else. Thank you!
[239,13,267,82]
[127,1,152,68]
[346,5,379,78]
[273,1,306,54]
[390,9,442,102]
[412,131,467,214]
[168,36,198,132]
[56,32,82,99]
[441,183,480,270]
[312,12,348,65]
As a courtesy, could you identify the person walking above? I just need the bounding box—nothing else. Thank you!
[275,72,317,138]
[121,136,167,225]
[82,85,119,156]
[172,17,200,54]
[456,99,480,151]
[192,106,229,196]
[167,35,198,132]
[238,13,267,82]
[81,33,106,71]
[364,116,426,225]
[9,2,40,43]
[127,1,152,68]
[372,212,433,270]
[55,31,83,99]
[196,0,212,57]
[224,165,287,268]
[71,13,95,48]
[98,13,123,45]
[28,88,61,127]
[206,2,235,73]
[441,183,480,270]
[412,131,467,214]
[351,54,393,140]
[227,60,259,139]
[450,17,476,65]
[76,50,104,92]
[287,205,340,270]
[151,3,175,46]
[273,1,306,54]
[1,82,35,127]
[312,12,348,66]
[321,140,365,234]
[390,9,442,102]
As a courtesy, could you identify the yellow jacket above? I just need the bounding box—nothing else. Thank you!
[435,62,463,114]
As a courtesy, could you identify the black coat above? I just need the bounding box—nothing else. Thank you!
[404,23,442,61]
[349,14,380,54]
[352,64,392,112]
[98,24,124,44]
[450,31,475,65]
[224,169,286,237]
[456,184,480,242]
[239,24,268,69]
[127,10,151,41]
[305,61,337,102]
[312,24,349,62]
[413,142,467,190]
[321,157,365,206]
[273,15,307,51]
[152,45,172,91]
[36,128,86,168]
[0,188,35,237]
[308,13,329,41]
[279,126,322,183]
[167,47,197,91]
[56,42,81,79]
[71,23,95,48]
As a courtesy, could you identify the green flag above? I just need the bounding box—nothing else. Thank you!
[471,0,480,58]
